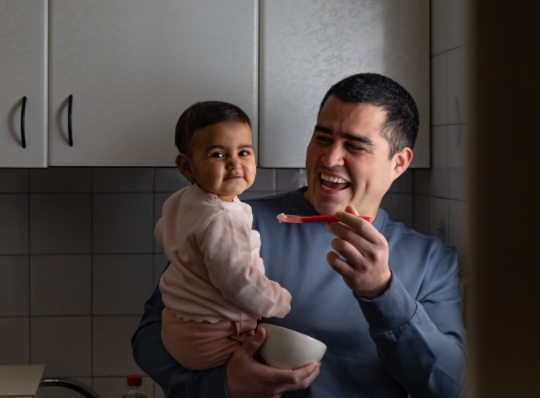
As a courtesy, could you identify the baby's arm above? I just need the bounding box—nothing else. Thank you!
[198,213,291,318]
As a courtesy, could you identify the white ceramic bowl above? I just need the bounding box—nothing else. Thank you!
[258,323,327,370]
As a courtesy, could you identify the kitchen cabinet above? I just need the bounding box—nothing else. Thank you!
[259,0,430,168]
[0,1,48,168]
[48,0,258,166]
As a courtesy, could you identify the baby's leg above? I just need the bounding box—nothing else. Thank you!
[161,307,257,370]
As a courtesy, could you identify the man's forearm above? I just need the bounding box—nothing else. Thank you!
[356,274,466,397]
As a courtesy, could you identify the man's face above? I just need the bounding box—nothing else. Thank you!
[304,96,411,217]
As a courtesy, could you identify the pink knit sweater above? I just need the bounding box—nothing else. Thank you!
[157,183,291,323]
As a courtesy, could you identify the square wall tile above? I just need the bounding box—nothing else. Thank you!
[276,169,306,192]
[248,168,275,192]
[448,199,470,273]
[388,169,412,193]
[447,0,469,49]
[93,194,154,254]
[0,256,29,316]
[93,255,153,315]
[154,168,189,192]
[93,168,153,192]
[447,45,469,125]
[0,317,29,364]
[93,316,143,376]
[448,124,469,201]
[429,197,449,244]
[36,378,92,398]
[431,53,447,126]
[431,0,447,55]
[0,194,29,254]
[0,169,29,193]
[30,194,91,254]
[412,169,431,196]
[154,253,169,287]
[413,195,430,235]
[31,255,91,316]
[380,194,413,228]
[30,168,91,193]
[431,126,449,198]
[31,316,91,377]
[93,377,154,398]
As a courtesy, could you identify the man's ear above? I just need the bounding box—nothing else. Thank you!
[176,153,194,183]
[391,147,413,180]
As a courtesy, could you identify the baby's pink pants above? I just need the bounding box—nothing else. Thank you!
[161,306,258,370]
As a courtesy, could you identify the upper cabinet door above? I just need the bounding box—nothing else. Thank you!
[49,0,258,167]
[0,1,47,168]
[259,0,430,168]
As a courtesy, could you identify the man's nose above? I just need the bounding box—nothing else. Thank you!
[321,144,345,167]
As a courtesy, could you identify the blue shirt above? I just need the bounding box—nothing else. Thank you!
[132,189,466,397]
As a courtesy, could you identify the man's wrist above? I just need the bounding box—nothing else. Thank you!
[354,270,392,300]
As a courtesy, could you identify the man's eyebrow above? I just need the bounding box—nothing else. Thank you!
[314,124,374,146]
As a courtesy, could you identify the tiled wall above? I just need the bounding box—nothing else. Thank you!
[412,0,470,275]
[0,166,412,398]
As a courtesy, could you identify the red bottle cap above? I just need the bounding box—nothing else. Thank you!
[127,375,142,387]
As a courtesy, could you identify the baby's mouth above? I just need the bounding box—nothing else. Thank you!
[320,173,350,190]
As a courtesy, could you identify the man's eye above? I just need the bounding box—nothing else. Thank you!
[346,143,364,151]
[316,135,331,143]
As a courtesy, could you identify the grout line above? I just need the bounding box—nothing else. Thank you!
[90,168,94,379]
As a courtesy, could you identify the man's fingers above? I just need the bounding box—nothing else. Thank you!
[243,326,267,356]
[345,205,359,216]
[276,362,321,394]
[326,251,355,280]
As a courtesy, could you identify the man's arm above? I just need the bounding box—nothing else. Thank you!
[327,208,466,398]
[132,269,320,398]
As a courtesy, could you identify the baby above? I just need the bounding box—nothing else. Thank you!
[156,101,292,370]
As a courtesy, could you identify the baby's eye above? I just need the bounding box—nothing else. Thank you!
[210,152,224,158]
[239,150,251,157]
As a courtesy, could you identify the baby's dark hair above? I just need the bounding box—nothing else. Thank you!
[175,101,251,156]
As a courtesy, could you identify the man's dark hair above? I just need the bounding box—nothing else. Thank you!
[175,101,251,156]
[319,73,419,157]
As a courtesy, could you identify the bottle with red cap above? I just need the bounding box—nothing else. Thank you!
[122,375,147,398]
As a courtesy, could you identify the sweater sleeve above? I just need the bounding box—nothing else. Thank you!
[131,274,229,398]
[198,213,291,319]
[355,249,466,398]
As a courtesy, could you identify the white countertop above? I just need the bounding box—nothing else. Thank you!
[0,365,45,398]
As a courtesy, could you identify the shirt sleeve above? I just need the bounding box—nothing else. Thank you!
[131,275,229,398]
[197,213,292,318]
[355,249,466,398]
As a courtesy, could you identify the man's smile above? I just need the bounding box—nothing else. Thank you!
[320,173,351,191]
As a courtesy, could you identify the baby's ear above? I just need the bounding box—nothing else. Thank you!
[176,153,193,182]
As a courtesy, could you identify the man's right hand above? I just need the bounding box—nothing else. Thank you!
[226,326,321,398]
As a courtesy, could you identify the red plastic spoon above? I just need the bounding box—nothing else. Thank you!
[276,213,373,224]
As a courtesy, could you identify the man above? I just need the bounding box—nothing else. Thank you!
[132,73,466,397]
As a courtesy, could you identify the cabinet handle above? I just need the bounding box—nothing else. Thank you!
[21,96,27,148]
[68,94,74,147]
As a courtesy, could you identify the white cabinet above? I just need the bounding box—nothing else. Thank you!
[259,0,430,168]
[0,0,47,168]
[48,0,258,166]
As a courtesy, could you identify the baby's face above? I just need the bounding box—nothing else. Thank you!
[189,121,256,201]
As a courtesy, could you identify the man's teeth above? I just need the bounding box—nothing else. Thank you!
[321,174,348,184]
